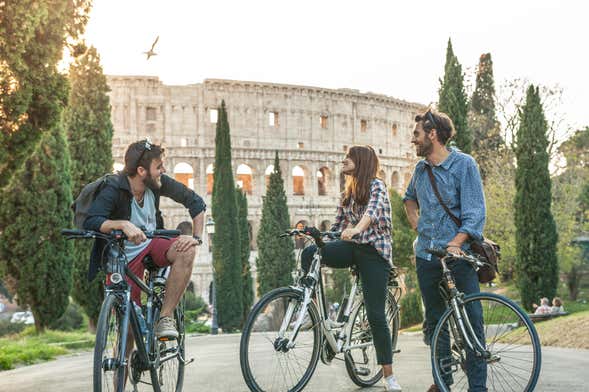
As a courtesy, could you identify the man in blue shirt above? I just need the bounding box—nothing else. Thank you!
[404,110,487,392]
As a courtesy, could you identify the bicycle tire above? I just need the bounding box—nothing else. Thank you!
[431,292,541,392]
[150,296,186,392]
[240,287,322,392]
[345,290,400,386]
[94,294,125,392]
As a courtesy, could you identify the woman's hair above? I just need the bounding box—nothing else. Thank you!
[552,297,562,307]
[342,145,380,207]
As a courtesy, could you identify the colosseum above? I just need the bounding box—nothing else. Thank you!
[107,76,424,303]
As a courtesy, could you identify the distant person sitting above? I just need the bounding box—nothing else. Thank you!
[533,297,551,315]
[550,297,565,313]
[176,221,193,236]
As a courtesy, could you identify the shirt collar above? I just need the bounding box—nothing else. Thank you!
[419,147,458,170]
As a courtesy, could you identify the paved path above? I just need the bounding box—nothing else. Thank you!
[0,333,586,391]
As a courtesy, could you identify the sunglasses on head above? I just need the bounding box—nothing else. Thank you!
[135,139,152,168]
[426,111,439,129]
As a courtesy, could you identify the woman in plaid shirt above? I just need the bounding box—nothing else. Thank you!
[301,145,402,392]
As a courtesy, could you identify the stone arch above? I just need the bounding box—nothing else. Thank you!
[294,219,309,249]
[236,163,254,194]
[317,166,331,196]
[264,164,274,190]
[206,164,214,194]
[173,162,194,189]
[391,171,400,190]
[404,172,412,189]
[292,165,306,195]
[378,169,386,184]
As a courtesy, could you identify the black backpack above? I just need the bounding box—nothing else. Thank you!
[71,174,116,229]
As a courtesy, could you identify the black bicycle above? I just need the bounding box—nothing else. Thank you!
[62,228,192,392]
[426,248,542,392]
[239,229,401,392]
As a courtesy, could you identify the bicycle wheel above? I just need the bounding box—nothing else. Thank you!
[345,289,400,387]
[151,297,186,392]
[431,292,541,392]
[240,287,322,392]
[94,294,125,392]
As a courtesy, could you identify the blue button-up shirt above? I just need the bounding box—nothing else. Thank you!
[403,148,486,261]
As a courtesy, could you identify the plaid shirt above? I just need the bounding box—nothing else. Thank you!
[331,178,393,263]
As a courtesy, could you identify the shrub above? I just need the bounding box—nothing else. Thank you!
[400,290,424,329]
[185,320,211,334]
[49,301,84,331]
[184,291,206,312]
[0,319,26,337]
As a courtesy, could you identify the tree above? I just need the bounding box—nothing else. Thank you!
[63,46,114,331]
[0,122,75,333]
[0,0,91,190]
[468,53,503,181]
[438,38,471,154]
[256,152,295,296]
[236,187,254,323]
[389,189,414,271]
[211,100,243,331]
[514,85,559,311]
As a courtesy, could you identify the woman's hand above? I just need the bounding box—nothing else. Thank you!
[342,227,361,241]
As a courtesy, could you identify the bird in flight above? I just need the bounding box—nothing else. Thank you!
[144,35,159,60]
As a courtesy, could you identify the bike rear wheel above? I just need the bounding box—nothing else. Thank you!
[431,292,541,392]
[345,289,400,386]
[94,294,125,392]
[150,296,186,392]
[240,287,321,392]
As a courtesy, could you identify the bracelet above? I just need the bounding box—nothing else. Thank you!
[193,235,203,245]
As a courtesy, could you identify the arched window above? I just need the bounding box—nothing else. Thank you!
[317,167,330,196]
[292,166,305,195]
[391,171,400,190]
[265,165,274,190]
[206,164,214,194]
[173,162,194,189]
[236,164,253,194]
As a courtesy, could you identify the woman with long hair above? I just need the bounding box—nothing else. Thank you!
[301,145,402,392]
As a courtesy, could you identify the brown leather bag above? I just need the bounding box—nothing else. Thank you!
[425,165,500,283]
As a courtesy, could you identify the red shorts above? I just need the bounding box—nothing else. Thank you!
[106,237,178,305]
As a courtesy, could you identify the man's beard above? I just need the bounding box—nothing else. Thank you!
[415,138,433,157]
[143,172,162,189]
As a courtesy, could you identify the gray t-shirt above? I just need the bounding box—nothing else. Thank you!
[111,188,157,261]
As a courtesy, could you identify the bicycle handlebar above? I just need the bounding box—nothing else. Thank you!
[61,228,182,241]
[426,247,487,267]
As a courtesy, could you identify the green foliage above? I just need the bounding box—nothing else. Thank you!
[48,300,84,331]
[325,269,351,305]
[64,46,113,329]
[256,152,296,296]
[400,290,423,329]
[0,0,91,190]
[438,38,471,154]
[0,119,75,332]
[211,101,243,331]
[0,328,94,370]
[0,319,27,338]
[185,320,211,334]
[184,291,206,312]
[469,53,504,181]
[514,86,559,311]
[389,189,414,270]
[236,187,254,322]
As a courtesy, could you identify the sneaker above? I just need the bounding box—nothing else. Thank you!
[383,374,402,392]
[155,316,178,340]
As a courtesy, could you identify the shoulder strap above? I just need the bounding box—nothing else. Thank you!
[425,165,462,227]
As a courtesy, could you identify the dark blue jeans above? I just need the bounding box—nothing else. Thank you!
[416,256,487,392]
[302,241,392,365]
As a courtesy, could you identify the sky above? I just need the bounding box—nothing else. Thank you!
[83,0,588,138]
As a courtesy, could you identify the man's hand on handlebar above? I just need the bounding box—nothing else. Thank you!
[122,221,147,245]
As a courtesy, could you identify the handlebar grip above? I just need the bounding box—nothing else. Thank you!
[148,229,181,238]
[426,248,447,258]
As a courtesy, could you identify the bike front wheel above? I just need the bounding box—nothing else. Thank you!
[431,292,541,392]
[240,287,322,392]
[345,289,400,387]
[94,294,125,392]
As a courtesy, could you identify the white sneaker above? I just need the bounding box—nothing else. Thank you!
[383,374,402,392]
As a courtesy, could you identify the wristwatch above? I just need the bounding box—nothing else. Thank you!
[193,235,203,245]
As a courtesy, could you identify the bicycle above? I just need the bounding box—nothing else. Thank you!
[62,228,194,392]
[239,229,402,392]
[426,247,542,392]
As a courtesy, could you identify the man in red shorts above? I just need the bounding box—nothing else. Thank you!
[84,139,206,339]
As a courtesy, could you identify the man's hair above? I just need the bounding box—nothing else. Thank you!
[414,109,456,145]
[123,139,165,176]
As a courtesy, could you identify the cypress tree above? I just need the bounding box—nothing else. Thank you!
[389,189,414,270]
[0,0,90,189]
[0,121,75,333]
[256,152,295,296]
[64,46,114,331]
[514,85,559,311]
[211,100,243,331]
[236,187,254,323]
[438,38,471,153]
[469,53,503,180]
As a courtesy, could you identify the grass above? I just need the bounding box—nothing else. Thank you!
[0,327,95,371]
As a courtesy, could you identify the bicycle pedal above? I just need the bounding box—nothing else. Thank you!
[157,336,176,342]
